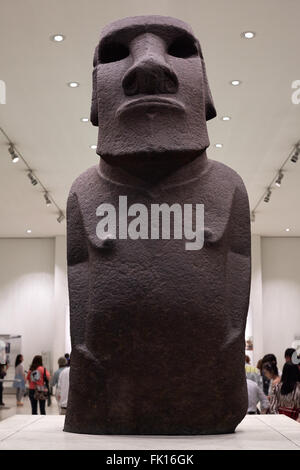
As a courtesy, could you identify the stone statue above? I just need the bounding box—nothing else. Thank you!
[64,15,251,435]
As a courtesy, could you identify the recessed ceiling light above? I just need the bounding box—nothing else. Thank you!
[221,116,231,121]
[89,144,97,150]
[215,143,223,148]
[26,229,32,234]
[241,31,255,39]
[80,117,89,122]
[231,80,241,86]
[68,82,80,88]
[50,34,65,42]
[285,228,291,232]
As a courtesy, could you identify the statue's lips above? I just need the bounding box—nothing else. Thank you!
[116,97,185,116]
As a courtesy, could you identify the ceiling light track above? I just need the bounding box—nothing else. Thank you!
[251,141,300,222]
[0,126,65,224]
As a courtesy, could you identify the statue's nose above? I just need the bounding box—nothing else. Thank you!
[122,34,178,96]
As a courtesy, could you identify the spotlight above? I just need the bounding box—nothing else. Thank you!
[291,145,300,163]
[275,170,284,187]
[230,80,241,86]
[80,117,89,122]
[44,192,52,207]
[8,144,19,163]
[241,31,256,39]
[215,143,223,148]
[57,211,65,223]
[50,34,65,42]
[68,82,79,88]
[27,171,38,186]
[264,188,272,203]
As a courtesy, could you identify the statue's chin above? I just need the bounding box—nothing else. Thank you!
[99,149,208,183]
[98,145,209,161]
[97,107,210,161]
[100,148,204,160]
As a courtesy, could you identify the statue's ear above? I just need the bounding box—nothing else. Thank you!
[196,40,217,121]
[90,45,99,126]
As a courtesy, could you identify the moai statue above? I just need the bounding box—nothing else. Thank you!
[64,15,251,435]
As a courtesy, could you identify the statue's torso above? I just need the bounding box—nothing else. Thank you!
[65,159,251,434]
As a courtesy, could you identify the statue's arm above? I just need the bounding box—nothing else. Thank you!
[67,189,89,348]
[229,178,251,258]
[226,177,251,326]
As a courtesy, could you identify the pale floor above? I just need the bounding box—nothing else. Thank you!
[0,414,299,450]
[0,391,300,449]
[0,391,60,422]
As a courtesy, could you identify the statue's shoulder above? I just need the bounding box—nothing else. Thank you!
[207,159,247,194]
[203,159,250,250]
[69,165,100,197]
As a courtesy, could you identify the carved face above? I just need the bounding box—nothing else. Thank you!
[91,16,216,158]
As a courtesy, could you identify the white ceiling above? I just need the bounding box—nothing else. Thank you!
[0,0,300,238]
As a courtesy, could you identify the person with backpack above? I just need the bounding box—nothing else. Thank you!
[26,355,50,415]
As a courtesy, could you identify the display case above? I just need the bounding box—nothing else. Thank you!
[0,335,22,393]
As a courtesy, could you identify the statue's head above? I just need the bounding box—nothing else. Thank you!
[91,15,216,159]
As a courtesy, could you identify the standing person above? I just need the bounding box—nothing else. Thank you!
[262,353,282,375]
[0,363,8,407]
[261,353,282,395]
[246,378,270,414]
[270,362,300,422]
[245,356,263,390]
[51,357,67,405]
[13,354,26,406]
[284,348,296,364]
[57,365,70,415]
[64,353,70,367]
[26,355,50,415]
[257,359,270,396]
[262,361,280,397]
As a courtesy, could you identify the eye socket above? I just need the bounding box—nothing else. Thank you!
[99,42,129,63]
[168,36,198,59]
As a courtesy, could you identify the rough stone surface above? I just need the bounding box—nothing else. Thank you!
[64,15,251,435]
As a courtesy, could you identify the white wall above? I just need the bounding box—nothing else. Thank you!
[261,237,300,371]
[0,237,69,375]
[52,236,70,368]
[0,238,54,372]
[248,235,264,366]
